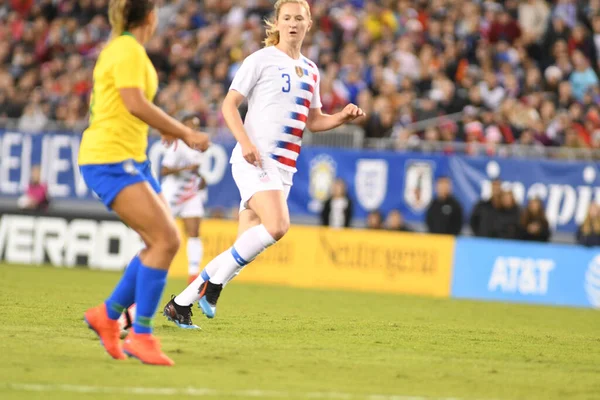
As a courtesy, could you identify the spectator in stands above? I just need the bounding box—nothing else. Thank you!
[426,176,463,235]
[492,189,521,240]
[3,0,600,161]
[366,210,383,230]
[470,179,502,237]
[17,102,48,133]
[321,178,353,229]
[17,165,49,211]
[385,209,412,232]
[519,198,551,242]
[570,50,599,101]
[576,203,600,247]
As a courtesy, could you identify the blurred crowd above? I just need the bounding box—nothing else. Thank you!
[1,0,600,154]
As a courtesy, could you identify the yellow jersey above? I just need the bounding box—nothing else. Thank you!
[79,32,158,165]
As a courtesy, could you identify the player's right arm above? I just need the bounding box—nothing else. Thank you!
[160,164,198,177]
[119,89,209,151]
[222,91,261,167]
[113,47,210,152]
[223,54,262,168]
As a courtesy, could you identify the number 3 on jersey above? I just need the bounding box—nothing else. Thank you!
[281,73,291,93]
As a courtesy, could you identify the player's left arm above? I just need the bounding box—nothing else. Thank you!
[198,173,207,190]
[305,69,364,133]
[306,105,365,133]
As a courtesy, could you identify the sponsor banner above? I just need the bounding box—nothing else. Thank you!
[0,214,143,271]
[0,212,454,298]
[3,131,600,233]
[170,219,455,297]
[0,130,239,211]
[291,148,600,233]
[451,237,600,309]
[449,157,600,233]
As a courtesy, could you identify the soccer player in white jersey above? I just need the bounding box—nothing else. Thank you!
[163,0,364,325]
[161,115,207,285]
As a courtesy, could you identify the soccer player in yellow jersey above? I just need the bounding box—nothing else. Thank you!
[79,0,210,366]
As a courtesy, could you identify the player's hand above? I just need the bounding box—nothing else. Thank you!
[184,164,201,175]
[341,103,365,122]
[184,164,200,171]
[183,130,211,152]
[242,142,262,168]
[198,176,207,190]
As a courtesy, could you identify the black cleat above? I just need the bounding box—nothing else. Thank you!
[162,296,200,329]
[198,281,223,319]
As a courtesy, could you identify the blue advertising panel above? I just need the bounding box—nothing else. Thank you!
[289,146,448,221]
[2,130,600,233]
[0,131,240,211]
[452,237,600,309]
[449,156,600,235]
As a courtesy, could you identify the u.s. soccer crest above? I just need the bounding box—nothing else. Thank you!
[404,161,434,213]
[355,159,388,211]
[295,66,304,78]
[308,154,337,212]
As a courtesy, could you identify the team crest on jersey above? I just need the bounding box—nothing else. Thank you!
[308,154,337,212]
[295,66,304,78]
[355,159,388,211]
[122,159,138,175]
[404,161,434,213]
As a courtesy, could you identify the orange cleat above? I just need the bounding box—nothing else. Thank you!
[188,274,199,284]
[123,333,174,366]
[84,303,127,360]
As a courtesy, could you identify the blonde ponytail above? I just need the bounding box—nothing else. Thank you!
[263,0,311,47]
[109,0,129,38]
[263,18,280,47]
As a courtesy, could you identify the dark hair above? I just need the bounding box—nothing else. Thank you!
[109,0,155,37]
[181,114,201,126]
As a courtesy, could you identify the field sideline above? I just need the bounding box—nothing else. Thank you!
[0,264,599,400]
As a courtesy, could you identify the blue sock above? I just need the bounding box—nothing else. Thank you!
[200,269,210,281]
[105,255,141,320]
[133,264,168,334]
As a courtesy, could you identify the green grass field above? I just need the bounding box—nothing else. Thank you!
[0,264,599,400]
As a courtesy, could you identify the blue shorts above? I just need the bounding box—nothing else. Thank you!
[79,159,161,210]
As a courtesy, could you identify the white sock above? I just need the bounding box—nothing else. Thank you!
[186,237,203,276]
[174,225,276,306]
[175,271,208,306]
[210,224,276,285]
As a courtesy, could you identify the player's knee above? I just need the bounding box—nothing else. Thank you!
[156,225,181,257]
[167,229,182,256]
[264,219,290,241]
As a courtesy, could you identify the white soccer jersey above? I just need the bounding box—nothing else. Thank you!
[161,140,206,209]
[229,46,322,172]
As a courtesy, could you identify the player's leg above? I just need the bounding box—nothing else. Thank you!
[161,206,204,329]
[222,209,261,284]
[182,207,203,283]
[197,189,288,318]
[113,182,180,365]
[83,180,179,364]
[213,169,294,288]
[192,161,286,318]
[109,162,181,366]
[167,208,260,318]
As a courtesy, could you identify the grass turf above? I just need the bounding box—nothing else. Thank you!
[0,264,599,400]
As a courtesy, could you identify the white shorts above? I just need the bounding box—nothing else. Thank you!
[167,192,205,218]
[232,159,293,212]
